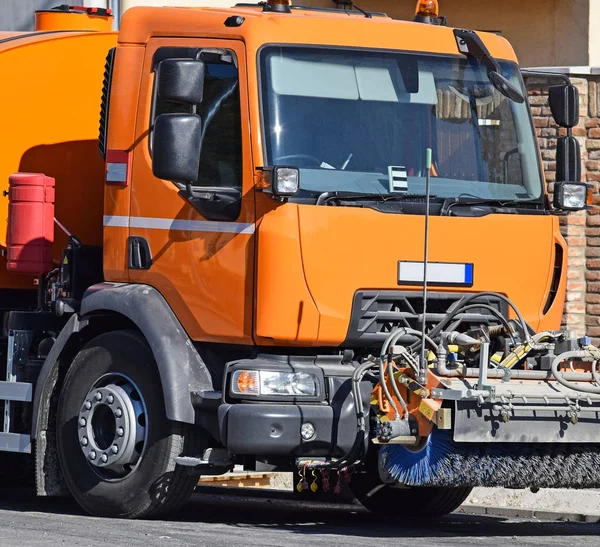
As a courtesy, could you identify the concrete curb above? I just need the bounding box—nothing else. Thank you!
[459,504,600,523]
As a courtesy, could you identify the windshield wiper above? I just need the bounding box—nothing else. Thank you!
[316,191,437,206]
[441,196,542,216]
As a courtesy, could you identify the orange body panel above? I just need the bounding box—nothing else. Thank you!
[118,38,255,344]
[0,31,117,294]
[255,203,565,346]
[103,45,145,283]
[98,5,565,346]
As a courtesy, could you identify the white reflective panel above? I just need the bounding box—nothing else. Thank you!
[269,56,437,105]
[270,57,359,100]
[354,66,398,102]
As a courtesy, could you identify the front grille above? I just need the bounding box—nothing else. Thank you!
[345,291,507,346]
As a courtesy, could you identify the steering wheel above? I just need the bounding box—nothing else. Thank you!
[272,154,322,168]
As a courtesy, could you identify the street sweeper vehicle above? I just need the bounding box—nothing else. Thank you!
[0,0,596,519]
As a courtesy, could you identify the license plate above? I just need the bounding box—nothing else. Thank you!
[398,261,474,287]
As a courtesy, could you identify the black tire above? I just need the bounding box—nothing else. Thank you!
[56,330,202,518]
[351,477,472,518]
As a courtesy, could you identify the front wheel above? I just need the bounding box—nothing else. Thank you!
[57,330,202,518]
[352,481,472,518]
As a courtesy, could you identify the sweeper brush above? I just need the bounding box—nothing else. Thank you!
[379,429,600,489]
[330,291,600,499]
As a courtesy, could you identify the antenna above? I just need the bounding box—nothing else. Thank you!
[419,148,432,385]
[332,0,372,18]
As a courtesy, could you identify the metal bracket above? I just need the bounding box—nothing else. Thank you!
[4,330,34,443]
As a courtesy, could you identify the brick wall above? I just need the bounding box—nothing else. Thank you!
[527,74,600,340]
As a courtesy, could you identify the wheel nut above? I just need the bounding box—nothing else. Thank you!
[85,401,92,410]
[101,454,108,463]
[117,427,124,437]
[81,436,88,447]
[79,418,86,427]
[95,392,102,401]
[107,395,114,404]
[111,445,119,454]
[115,409,123,418]
[89,450,97,461]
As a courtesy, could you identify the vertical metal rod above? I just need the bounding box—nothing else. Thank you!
[477,342,490,391]
[419,148,432,385]
[109,0,121,30]
[4,332,14,433]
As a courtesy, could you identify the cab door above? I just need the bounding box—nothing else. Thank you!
[128,39,254,344]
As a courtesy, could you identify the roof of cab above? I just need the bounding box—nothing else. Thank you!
[118,5,518,62]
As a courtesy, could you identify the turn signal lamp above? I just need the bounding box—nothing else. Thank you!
[233,370,259,396]
[415,0,439,17]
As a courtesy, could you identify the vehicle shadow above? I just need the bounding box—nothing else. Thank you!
[174,491,600,539]
[0,487,598,540]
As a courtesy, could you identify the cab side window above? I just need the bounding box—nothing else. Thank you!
[152,51,242,189]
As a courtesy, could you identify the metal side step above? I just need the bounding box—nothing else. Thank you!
[0,432,30,453]
[0,381,32,402]
[1,331,34,454]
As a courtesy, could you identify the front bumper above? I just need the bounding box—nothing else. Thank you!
[218,403,359,456]
[218,357,372,457]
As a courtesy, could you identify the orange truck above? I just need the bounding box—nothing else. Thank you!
[0,0,597,519]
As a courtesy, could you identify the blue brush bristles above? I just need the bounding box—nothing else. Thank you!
[378,430,600,489]
[380,429,455,486]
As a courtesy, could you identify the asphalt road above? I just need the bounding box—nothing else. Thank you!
[0,488,599,547]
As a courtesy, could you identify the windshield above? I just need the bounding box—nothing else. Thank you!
[259,46,543,202]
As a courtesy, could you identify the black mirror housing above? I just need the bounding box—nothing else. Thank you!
[556,135,581,183]
[549,84,579,128]
[152,113,202,183]
[157,59,205,104]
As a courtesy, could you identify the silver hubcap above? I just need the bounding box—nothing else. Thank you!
[77,374,147,480]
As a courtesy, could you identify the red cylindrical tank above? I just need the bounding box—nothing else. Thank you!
[6,173,55,275]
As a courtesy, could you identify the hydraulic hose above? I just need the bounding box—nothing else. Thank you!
[381,326,438,358]
[447,303,516,345]
[387,356,409,421]
[436,360,595,381]
[304,359,377,470]
[379,357,402,420]
[550,350,600,394]
[426,292,532,345]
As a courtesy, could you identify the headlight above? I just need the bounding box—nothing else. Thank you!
[554,181,589,211]
[272,166,299,196]
[231,370,318,397]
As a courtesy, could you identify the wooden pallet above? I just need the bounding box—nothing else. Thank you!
[198,472,273,489]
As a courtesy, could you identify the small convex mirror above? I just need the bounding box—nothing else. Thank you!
[549,84,579,128]
[157,58,206,104]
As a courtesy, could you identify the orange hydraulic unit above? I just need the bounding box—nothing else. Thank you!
[0,6,116,309]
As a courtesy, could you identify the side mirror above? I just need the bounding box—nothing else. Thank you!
[157,59,205,104]
[554,134,585,211]
[556,135,581,183]
[549,84,579,128]
[152,113,202,183]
